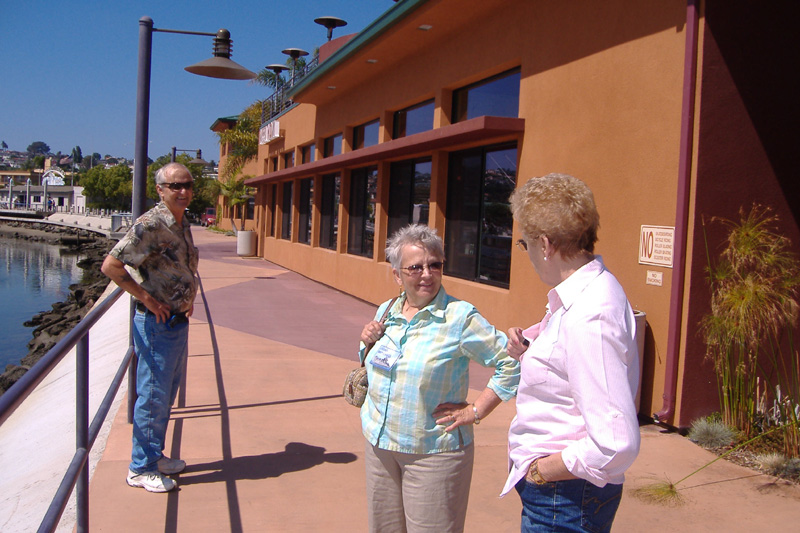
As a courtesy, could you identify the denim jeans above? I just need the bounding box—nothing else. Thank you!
[130,308,189,473]
[515,476,623,533]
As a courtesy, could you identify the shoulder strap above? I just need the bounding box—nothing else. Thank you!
[362,297,398,366]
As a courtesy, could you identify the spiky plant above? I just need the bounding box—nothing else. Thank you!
[687,418,737,449]
[632,422,793,506]
[701,205,800,451]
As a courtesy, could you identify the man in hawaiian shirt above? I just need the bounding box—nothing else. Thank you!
[101,162,199,492]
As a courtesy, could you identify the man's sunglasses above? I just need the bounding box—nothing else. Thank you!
[161,181,194,191]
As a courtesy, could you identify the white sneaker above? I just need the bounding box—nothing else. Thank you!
[157,455,186,475]
[126,469,176,492]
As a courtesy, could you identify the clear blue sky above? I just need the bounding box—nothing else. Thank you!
[0,0,394,163]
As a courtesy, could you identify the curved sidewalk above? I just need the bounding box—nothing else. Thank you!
[86,227,800,532]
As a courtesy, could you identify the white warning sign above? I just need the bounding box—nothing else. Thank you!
[639,225,674,268]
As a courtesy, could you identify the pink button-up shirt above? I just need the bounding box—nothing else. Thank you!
[501,257,640,495]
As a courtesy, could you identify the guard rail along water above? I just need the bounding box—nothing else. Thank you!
[0,286,130,533]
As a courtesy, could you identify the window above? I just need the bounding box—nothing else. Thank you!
[444,143,517,287]
[302,143,315,163]
[269,184,277,237]
[284,151,294,169]
[387,158,431,238]
[272,156,279,172]
[323,133,342,158]
[246,197,255,220]
[319,173,340,250]
[452,68,521,123]
[298,178,313,244]
[353,119,379,150]
[347,167,378,257]
[393,99,434,139]
[281,182,292,240]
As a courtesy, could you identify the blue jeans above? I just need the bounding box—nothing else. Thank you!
[130,308,188,473]
[515,477,623,533]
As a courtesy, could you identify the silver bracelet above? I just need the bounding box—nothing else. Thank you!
[472,404,481,425]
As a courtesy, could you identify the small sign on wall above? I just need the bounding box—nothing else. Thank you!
[259,120,281,144]
[646,270,663,286]
[639,225,675,268]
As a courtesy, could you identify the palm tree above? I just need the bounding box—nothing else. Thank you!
[218,173,253,232]
[216,101,262,180]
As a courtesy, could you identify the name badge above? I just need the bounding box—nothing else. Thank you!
[370,342,402,370]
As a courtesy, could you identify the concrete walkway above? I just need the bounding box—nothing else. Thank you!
[6,226,800,531]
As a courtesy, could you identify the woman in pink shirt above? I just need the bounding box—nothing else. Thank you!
[502,174,640,532]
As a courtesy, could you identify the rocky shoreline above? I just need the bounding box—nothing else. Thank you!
[0,220,115,395]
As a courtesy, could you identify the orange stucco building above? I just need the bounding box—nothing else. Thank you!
[212,0,800,429]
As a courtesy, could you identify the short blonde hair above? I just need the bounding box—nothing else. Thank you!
[385,224,444,269]
[510,173,599,258]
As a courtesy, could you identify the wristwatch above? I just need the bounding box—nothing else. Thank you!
[527,459,549,485]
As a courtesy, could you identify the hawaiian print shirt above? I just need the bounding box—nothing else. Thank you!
[109,202,199,313]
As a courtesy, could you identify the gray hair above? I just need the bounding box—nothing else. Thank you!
[155,162,192,185]
[385,224,444,269]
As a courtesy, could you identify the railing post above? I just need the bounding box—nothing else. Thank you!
[76,334,89,533]
[127,298,138,423]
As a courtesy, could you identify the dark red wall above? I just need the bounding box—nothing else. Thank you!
[680,0,800,425]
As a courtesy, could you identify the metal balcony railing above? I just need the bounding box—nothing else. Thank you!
[261,55,320,126]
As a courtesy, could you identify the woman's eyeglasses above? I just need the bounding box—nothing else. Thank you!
[515,239,528,251]
[399,261,444,276]
[161,181,194,191]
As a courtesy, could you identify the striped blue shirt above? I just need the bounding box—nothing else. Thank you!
[360,287,519,454]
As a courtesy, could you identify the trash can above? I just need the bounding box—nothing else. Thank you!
[237,230,256,257]
[633,310,646,412]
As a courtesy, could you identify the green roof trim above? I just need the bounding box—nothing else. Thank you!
[209,115,240,131]
[286,0,429,99]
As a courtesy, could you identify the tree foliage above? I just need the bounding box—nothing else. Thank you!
[80,164,133,210]
[216,100,263,180]
[218,172,253,229]
[71,146,83,164]
[147,153,220,216]
[27,141,50,155]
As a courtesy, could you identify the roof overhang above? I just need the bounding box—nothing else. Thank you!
[286,0,428,102]
[245,115,524,187]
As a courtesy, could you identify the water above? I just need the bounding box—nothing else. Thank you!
[0,238,85,370]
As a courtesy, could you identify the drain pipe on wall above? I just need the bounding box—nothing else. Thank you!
[653,0,700,426]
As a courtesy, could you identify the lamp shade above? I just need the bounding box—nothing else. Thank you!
[185,28,256,80]
[185,56,256,80]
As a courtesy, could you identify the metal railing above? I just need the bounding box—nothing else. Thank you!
[0,286,131,533]
[260,55,320,126]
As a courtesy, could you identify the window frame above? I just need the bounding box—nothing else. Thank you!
[353,119,380,150]
[387,157,432,239]
[444,142,518,288]
[392,99,435,139]
[319,173,340,250]
[280,181,293,240]
[452,67,521,123]
[347,166,378,258]
[298,177,313,245]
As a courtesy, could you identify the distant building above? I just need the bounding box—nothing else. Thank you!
[0,184,85,212]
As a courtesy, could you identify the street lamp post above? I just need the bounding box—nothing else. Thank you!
[133,16,255,219]
[170,147,208,165]
[83,16,257,533]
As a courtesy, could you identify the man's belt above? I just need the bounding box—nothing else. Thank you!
[134,301,188,327]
